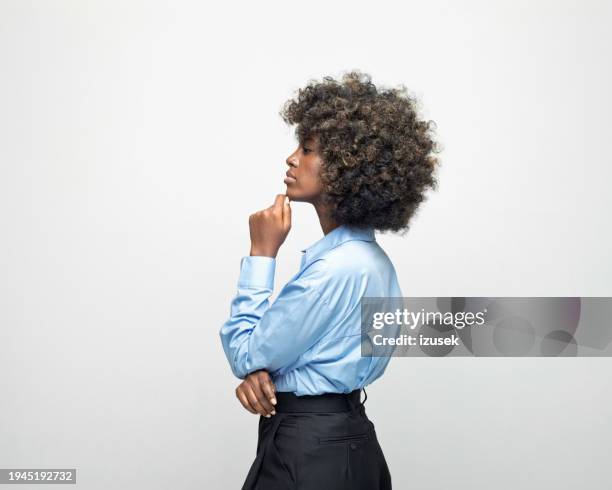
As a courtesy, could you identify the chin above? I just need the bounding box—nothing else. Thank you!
[286,192,305,203]
[285,188,299,201]
[285,187,316,203]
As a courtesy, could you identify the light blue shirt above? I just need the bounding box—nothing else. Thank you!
[219,224,403,396]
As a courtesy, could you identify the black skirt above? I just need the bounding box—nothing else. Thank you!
[241,388,392,490]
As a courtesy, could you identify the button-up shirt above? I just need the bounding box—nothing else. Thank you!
[219,224,403,396]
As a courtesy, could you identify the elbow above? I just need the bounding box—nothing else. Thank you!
[229,357,248,380]
[229,347,272,380]
[220,330,246,379]
[219,327,272,379]
[225,342,252,380]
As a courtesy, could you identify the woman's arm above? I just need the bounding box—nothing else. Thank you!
[219,193,341,376]
[219,255,334,379]
[221,194,288,417]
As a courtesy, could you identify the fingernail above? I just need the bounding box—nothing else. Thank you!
[271,410,276,416]
[271,398,277,405]
[265,414,271,418]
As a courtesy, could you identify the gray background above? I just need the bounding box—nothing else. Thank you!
[1,1,611,488]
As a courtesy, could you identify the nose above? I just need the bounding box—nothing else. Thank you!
[286,151,298,167]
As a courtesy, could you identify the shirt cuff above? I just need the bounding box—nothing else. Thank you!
[237,256,276,290]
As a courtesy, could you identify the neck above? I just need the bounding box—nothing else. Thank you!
[313,200,340,235]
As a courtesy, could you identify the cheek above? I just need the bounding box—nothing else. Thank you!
[289,162,323,201]
[301,170,321,192]
[304,161,322,185]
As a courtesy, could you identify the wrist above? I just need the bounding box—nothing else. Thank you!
[249,245,278,258]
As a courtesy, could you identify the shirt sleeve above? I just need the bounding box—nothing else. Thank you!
[219,255,334,379]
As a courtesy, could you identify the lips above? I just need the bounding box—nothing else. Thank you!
[284,170,297,185]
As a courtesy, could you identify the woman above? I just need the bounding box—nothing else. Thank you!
[220,70,439,489]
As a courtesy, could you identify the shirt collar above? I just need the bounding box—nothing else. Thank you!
[300,224,376,269]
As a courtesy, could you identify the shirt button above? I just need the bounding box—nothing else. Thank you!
[350,442,357,450]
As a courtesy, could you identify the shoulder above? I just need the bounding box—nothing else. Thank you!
[304,239,393,285]
[326,238,391,273]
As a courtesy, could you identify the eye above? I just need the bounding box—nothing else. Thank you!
[303,147,311,154]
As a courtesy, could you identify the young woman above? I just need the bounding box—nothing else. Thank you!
[220,71,439,490]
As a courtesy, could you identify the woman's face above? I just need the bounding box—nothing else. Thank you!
[284,135,324,202]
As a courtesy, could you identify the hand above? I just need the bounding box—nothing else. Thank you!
[249,194,291,258]
[235,369,277,417]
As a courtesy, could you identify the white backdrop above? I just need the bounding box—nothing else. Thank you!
[1,1,611,489]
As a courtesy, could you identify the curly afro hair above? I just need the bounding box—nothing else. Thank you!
[279,70,440,233]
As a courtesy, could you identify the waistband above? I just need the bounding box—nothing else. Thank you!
[274,388,366,413]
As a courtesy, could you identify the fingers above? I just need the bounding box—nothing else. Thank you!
[269,194,291,229]
[273,194,285,210]
[242,383,266,416]
[235,385,257,414]
[264,194,286,219]
[282,197,291,230]
[249,194,291,259]
[256,371,277,407]
[235,371,278,418]
[244,382,273,417]
[247,375,275,416]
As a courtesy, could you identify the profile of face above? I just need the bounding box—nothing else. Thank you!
[284,135,324,203]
